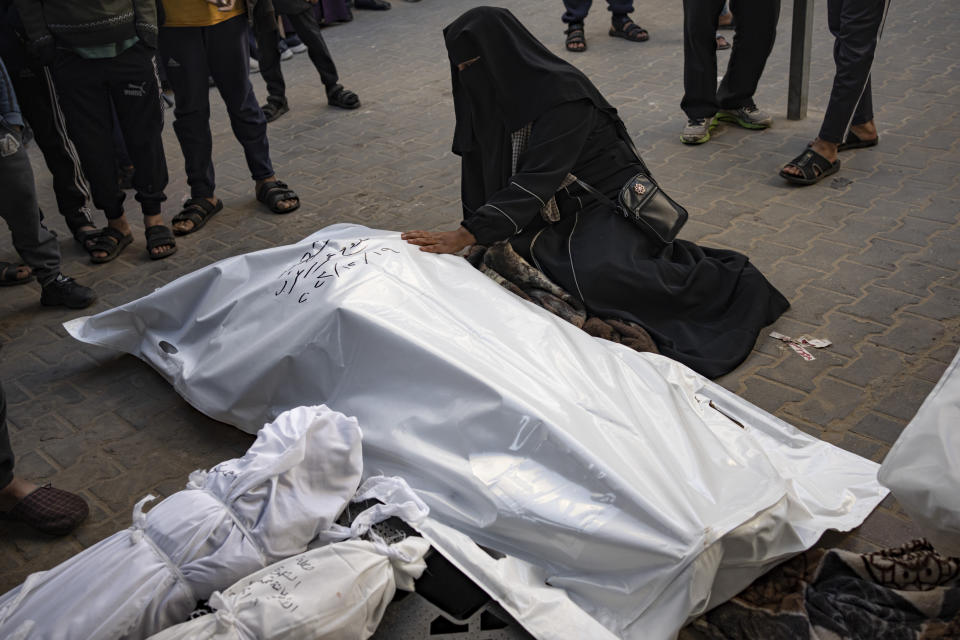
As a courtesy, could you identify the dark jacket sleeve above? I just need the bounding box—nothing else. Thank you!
[12,0,51,52]
[462,100,596,246]
[133,0,158,47]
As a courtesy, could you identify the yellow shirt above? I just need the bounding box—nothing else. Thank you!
[162,0,247,28]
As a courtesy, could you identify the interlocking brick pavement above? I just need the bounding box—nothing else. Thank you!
[1,0,957,633]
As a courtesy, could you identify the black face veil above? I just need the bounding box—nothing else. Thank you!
[443,6,620,156]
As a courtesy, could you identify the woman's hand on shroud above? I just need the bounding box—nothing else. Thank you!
[401,227,477,254]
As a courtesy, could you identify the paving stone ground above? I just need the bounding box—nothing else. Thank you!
[1,0,957,631]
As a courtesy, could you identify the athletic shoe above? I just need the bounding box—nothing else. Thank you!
[249,57,260,73]
[680,117,714,145]
[291,43,308,54]
[715,104,773,129]
[40,274,96,309]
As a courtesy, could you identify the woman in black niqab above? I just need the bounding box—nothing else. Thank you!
[403,7,789,379]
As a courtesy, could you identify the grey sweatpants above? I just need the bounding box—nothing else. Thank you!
[0,123,61,285]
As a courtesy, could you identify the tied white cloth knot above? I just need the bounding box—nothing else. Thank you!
[318,476,429,553]
[209,591,257,635]
[129,494,156,545]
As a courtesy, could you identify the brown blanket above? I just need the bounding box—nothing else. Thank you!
[687,539,960,640]
[469,242,659,354]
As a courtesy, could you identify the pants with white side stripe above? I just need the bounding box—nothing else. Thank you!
[818,0,891,143]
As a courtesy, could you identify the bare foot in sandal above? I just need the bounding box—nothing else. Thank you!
[144,214,176,260]
[172,197,222,235]
[256,177,300,214]
[782,139,838,179]
[88,217,133,263]
[564,22,586,52]
[0,262,32,286]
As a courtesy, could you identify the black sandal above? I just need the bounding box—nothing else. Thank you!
[64,208,99,248]
[327,84,360,110]
[261,100,289,123]
[0,262,33,286]
[88,226,133,264]
[837,130,879,151]
[609,19,649,42]
[171,198,223,236]
[145,225,177,260]
[72,227,101,249]
[565,23,586,52]
[256,180,300,214]
[779,148,841,186]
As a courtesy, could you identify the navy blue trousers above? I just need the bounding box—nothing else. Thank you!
[160,15,274,199]
[562,0,634,24]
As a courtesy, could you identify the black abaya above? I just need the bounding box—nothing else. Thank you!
[445,8,789,379]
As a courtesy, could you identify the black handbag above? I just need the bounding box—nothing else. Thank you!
[573,126,688,246]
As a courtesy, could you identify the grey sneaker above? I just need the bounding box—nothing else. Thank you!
[715,104,773,129]
[681,117,714,145]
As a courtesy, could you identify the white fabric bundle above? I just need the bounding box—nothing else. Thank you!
[0,405,363,640]
[879,348,960,556]
[147,537,430,640]
[65,224,888,639]
[149,475,430,640]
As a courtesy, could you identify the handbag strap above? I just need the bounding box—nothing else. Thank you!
[572,119,653,210]
[572,177,621,213]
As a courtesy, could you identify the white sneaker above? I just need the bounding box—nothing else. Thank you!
[280,48,293,61]
[249,57,260,73]
[291,42,308,54]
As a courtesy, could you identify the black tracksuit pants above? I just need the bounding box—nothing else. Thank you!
[681,0,781,120]
[6,61,92,232]
[160,15,274,198]
[257,1,340,107]
[819,0,890,143]
[52,42,168,220]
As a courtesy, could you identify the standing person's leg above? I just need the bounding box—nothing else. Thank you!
[287,9,360,109]
[562,0,593,23]
[111,102,135,190]
[0,123,59,285]
[680,0,724,143]
[51,55,134,263]
[818,0,888,144]
[715,0,780,126]
[288,9,337,88]
[161,26,216,200]
[109,43,175,260]
[9,64,94,242]
[781,0,888,185]
[206,16,274,182]
[206,15,299,214]
[0,122,95,307]
[253,13,288,119]
[162,25,225,236]
[562,0,592,52]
